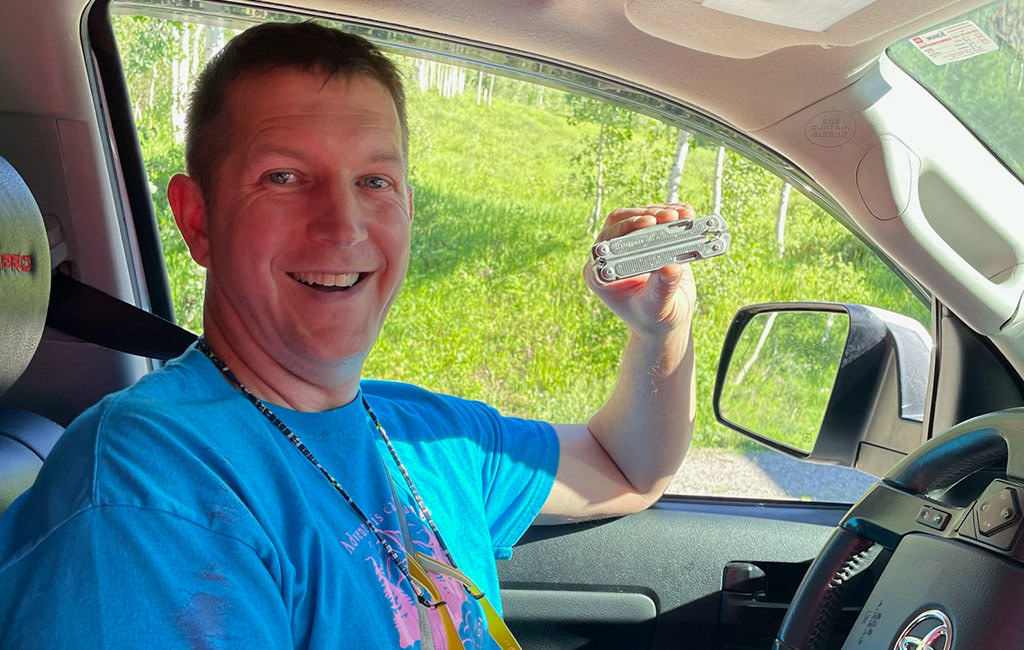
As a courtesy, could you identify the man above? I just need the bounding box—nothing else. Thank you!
[0,22,695,648]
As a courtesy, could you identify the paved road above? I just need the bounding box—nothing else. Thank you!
[668,447,878,502]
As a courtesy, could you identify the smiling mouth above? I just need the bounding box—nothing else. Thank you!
[288,271,364,292]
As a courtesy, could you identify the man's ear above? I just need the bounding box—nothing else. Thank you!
[406,184,414,223]
[167,173,211,267]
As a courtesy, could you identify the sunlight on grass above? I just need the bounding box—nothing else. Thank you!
[114,14,929,467]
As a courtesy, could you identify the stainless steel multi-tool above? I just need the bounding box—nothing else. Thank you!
[591,214,730,283]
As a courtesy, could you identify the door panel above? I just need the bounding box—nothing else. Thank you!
[499,499,851,649]
[501,590,657,650]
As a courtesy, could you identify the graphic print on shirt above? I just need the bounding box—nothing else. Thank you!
[340,498,489,649]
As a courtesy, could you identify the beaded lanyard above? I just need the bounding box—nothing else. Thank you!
[196,339,459,607]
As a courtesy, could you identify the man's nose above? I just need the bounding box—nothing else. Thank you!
[309,181,368,246]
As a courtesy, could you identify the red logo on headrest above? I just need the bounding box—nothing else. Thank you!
[0,253,32,272]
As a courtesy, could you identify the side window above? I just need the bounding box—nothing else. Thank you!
[112,8,928,502]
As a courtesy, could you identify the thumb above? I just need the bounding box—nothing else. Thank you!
[646,263,684,304]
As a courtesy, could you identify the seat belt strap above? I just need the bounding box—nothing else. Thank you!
[46,273,197,360]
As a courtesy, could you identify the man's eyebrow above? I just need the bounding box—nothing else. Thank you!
[249,144,309,161]
[366,150,406,166]
[248,146,405,166]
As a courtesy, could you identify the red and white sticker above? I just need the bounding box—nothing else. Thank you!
[909,20,998,65]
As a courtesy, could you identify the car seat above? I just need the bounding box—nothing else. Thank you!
[0,151,199,513]
[0,154,62,512]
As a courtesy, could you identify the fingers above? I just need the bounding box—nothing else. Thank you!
[647,263,683,302]
[647,263,697,325]
[597,203,697,242]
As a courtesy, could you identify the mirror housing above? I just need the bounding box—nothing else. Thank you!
[713,302,931,475]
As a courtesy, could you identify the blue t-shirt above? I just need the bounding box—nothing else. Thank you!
[0,346,558,648]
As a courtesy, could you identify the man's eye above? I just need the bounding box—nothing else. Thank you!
[362,176,391,190]
[267,171,296,185]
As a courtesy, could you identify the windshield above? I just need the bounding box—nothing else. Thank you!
[887,0,1024,182]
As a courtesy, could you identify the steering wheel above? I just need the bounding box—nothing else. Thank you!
[773,408,1024,649]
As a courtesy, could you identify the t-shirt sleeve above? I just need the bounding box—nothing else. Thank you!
[0,505,291,648]
[451,400,559,560]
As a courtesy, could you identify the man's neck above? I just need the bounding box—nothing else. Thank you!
[201,319,362,412]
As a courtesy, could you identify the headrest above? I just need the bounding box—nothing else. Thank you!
[0,156,50,394]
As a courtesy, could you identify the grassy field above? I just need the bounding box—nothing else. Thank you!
[366,83,929,450]
[128,40,929,453]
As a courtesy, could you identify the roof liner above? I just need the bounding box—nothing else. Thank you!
[317,0,990,132]
[627,0,966,59]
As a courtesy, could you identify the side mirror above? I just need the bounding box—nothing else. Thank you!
[713,302,931,475]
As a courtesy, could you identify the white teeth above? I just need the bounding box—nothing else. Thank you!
[292,272,360,288]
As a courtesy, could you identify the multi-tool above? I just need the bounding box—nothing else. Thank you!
[591,214,730,283]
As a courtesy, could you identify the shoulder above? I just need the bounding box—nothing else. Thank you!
[360,379,500,433]
[32,351,215,498]
[360,379,555,451]
[2,347,259,550]
[60,346,235,471]
[362,378,477,411]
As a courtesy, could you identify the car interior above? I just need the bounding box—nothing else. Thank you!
[3,0,1024,648]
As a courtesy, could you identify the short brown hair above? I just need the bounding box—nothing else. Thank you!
[184,21,408,199]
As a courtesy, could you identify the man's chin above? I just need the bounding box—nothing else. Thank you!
[285,335,374,370]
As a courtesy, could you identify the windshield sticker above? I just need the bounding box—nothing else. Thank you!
[909,20,999,65]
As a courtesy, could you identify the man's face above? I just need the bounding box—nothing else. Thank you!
[196,69,412,379]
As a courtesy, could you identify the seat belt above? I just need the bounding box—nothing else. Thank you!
[46,273,197,360]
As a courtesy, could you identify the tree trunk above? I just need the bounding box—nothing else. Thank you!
[665,129,691,203]
[712,145,725,215]
[776,181,791,257]
[202,24,222,63]
[588,123,607,233]
[487,74,495,106]
[416,59,433,93]
[170,24,191,143]
[733,313,777,385]
[146,71,156,128]
[476,70,484,104]
[822,313,835,343]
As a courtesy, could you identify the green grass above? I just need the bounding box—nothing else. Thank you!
[367,90,622,421]
[364,85,929,451]
[116,15,929,455]
[720,311,849,452]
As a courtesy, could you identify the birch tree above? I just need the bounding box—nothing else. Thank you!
[664,129,691,203]
[733,312,777,385]
[170,23,191,142]
[712,145,726,214]
[567,97,638,233]
[776,181,791,257]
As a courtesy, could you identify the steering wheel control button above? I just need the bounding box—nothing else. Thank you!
[916,505,951,531]
[977,486,1020,536]
[963,481,1024,551]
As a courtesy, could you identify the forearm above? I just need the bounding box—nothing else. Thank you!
[587,322,695,497]
[539,203,698,521]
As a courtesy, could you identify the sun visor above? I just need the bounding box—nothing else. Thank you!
[625,0,964,59]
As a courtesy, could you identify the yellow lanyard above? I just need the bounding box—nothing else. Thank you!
[389,472,521,650]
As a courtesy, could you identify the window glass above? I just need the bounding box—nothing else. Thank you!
[111,6,927,502]
[887,0,1024,181]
